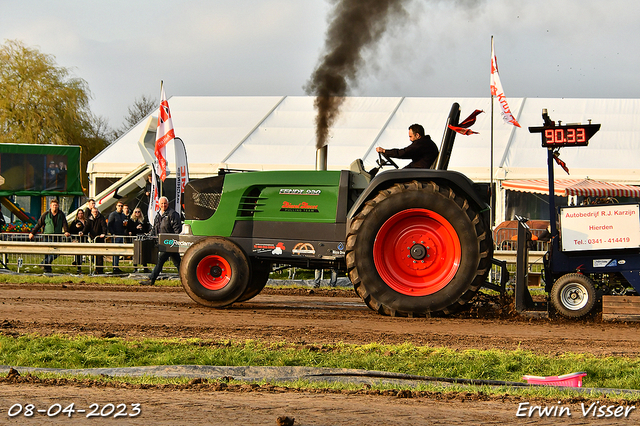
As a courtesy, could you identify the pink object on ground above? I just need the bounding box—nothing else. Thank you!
[522,372,587,387]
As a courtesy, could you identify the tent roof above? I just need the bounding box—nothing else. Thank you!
[88,96,640,183]
[502,178,640,198]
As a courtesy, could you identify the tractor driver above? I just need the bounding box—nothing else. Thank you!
[376,124,439,169]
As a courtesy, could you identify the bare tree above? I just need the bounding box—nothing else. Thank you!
[113,95,157,140]
[88,115,113,141]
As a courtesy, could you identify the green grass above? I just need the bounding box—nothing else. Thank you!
[0,270,335,288]
[2,335,640,397]
[0,273,181,287]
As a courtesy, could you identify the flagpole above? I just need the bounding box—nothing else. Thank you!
[490,36,495,229]
[158,80,164,198]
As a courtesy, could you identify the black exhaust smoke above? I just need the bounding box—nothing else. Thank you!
[305,0,409,153]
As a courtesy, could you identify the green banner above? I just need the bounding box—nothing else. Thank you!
[0,143,84,196]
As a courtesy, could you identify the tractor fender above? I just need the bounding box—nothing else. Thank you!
[347,169,490,224]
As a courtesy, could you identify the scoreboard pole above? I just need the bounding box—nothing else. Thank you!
[547,146,557,237]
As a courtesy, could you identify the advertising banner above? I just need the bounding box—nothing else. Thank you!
[174,137,189,215]
[560,204,640,251]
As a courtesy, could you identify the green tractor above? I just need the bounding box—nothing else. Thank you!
[159,103,494,317]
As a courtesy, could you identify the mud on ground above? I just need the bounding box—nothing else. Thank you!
[0,282,639,424]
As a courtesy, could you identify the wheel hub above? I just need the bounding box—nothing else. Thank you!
[210,265,223,278]
[560,283,588,310]
[196,255,232,290]
[400,236,437,271]
[410,244,426,260]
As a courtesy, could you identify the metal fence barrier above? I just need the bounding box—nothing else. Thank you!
[493,227,550,252]
[491,227,549,287]
[0,233,176,275]
[1,231,543,283]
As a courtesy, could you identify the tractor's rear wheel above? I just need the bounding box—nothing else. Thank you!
[551,273,596,318]
[237,261,271,302]
[346,180,491,317]
[180,237,250,307]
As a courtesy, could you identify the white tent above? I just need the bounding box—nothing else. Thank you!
[87,96,640,222]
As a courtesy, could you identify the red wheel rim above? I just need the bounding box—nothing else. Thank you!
[373,208,461,296]
[197,255,232,290]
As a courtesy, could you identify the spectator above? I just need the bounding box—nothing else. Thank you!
[83,199,96,219]
[145,174,153,198]
[46,161,59,190]
[141,196,181,285]
[69,209,87,274]
[128,207,150,273]
[313,268,338,288]
[122,204,130,237]
[82,207,107,274]
[28,199,70,273]
[107,201,127,274]
[56,161,67,190]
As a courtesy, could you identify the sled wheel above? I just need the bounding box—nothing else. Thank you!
[346,180,492,317]
[551,273,596,318]
[237,261,271,302]
[180,237,250,307]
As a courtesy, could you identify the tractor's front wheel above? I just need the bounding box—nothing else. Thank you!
[180,237,250,307]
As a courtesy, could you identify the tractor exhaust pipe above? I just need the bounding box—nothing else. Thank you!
[316,145,327,171]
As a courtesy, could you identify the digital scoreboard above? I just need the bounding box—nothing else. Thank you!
[529,123,601,148]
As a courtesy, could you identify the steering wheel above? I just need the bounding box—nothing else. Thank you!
[378,151,399,169]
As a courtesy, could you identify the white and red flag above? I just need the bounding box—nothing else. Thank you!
[154,85,175,181]
[490,39,521,128]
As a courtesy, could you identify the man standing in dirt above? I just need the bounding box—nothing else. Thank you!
[376,124,439,169]
[29,198,70,273]
[142,196,182,285]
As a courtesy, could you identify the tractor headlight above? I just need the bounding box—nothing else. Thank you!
[180,224,192,235]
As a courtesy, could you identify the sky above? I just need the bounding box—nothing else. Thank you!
[2,0,640,131]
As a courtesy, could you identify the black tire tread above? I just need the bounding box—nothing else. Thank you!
[346,180,492,317]
[237,261,271,303]
[179,237,250,308]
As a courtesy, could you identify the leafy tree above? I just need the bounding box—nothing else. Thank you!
[0,39,109,191]
[113,94,157,140]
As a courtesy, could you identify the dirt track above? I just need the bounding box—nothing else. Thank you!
[1,283,639,356]
[1,282,640,424]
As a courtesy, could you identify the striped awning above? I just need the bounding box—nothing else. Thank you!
[502,179,640,198]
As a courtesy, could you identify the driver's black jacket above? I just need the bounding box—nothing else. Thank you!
[385,135,439,168]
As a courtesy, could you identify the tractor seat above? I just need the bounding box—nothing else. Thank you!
[349,159,372,181]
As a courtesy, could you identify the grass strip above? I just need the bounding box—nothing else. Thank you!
[1,335,639,392]
[0,274,180,286]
